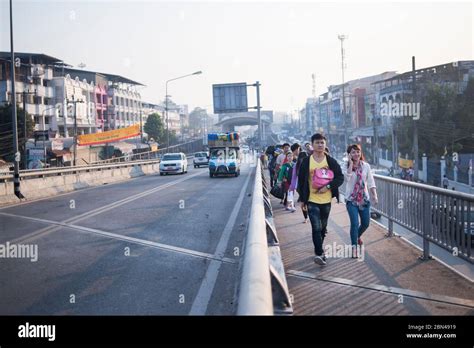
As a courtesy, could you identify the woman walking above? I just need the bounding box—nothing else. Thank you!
[277,151,295,211]
[344,144,378,258]
[298,133,344,265]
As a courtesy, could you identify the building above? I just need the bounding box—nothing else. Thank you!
[55,67,145,131]
[0,52,68,134]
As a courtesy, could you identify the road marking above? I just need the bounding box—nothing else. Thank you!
[0,211,237,264]
[287,269,474,309]
[8,171,205,244]
[189,166,254,315]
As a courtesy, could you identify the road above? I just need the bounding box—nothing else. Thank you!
[0,156,256,315]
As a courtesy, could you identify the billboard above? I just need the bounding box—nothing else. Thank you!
[212,83,248,114]
[77,124,140,146]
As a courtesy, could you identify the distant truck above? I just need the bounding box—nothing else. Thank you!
[208,132,241,177]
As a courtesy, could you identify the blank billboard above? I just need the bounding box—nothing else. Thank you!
[212,83,248,114]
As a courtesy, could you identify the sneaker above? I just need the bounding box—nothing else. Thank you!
[352,246,358,258]
[322,254,327,262]
[303,218,308,224]
[290,207,296,212]
[313,255,327,265]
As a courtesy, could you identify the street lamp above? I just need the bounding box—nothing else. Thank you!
[165,71,202,149]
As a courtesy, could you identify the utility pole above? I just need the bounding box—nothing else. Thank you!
[68,95,84,166]
[17,89,35,169]
[139,111,143,144]
[338,35,348,151]
[372,93,378,166]
[412,56,419,181]
[256,81,262,148]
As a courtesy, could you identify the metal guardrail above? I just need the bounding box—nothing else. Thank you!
[238,159,293,315]
[0,158,162,182]
[371,175,473,263]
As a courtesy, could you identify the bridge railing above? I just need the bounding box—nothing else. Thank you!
[238,158,293,315]
[371,175,473,263]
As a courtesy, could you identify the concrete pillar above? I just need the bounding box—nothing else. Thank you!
[422,154,427,183]
[440,156,446,186]
[469,167,473,187]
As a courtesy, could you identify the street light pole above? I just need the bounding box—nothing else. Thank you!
[9,0,22,199]
[165,71,202,150]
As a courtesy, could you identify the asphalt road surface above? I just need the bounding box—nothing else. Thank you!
[0,157,256,315]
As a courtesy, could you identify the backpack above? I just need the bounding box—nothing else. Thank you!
[312,167,334,189]
[269,155,277,171]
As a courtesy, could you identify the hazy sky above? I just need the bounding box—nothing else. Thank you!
[1,0,473,114]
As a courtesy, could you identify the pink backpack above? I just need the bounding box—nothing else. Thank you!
[312,167,334,189]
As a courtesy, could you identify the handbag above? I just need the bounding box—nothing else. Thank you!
[312,167,334,189]
[270,183,285,199]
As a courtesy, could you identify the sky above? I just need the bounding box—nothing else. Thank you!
[1,0,473,114]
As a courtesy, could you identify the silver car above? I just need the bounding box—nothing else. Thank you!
[193,152,209,168]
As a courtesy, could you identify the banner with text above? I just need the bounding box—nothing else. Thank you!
[78,124,140,146]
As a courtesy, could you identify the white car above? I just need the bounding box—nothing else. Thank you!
[159,153,188,175]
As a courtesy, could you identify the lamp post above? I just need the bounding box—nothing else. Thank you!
[165,71,202,149]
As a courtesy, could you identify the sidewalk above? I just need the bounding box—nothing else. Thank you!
[270,192,474,315]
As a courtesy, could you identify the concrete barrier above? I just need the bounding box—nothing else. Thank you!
[0,162,161,206]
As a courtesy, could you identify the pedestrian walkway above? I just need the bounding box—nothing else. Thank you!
[269,193,474,315]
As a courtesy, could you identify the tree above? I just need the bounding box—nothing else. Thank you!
[393,80,473,160]
[144,113,165,144]
[0,104,34,162]
[188,107,208,130]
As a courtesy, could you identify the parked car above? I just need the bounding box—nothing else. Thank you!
[193,152,209,168]
[159,153,188,175]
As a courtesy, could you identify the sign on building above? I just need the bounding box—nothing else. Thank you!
[212,83,248,114]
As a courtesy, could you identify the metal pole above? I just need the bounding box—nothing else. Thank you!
[140,111,143,144]
[256,81,261,148]
[22,90,27,169]
[165,83,169,150]
[339,35,348,151]
[9,0,21,198]
[73,96,77,166]
[62,62,68,137]
[42,109,46,164]
[412,56,419,181]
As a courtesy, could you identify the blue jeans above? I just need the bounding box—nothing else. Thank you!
[346,200,371,246]
[307,202,331,256]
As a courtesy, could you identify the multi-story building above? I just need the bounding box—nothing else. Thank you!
[106,74,144,130]
[0,52,67,134]
[51,73,99,136]
[55,67,112,133]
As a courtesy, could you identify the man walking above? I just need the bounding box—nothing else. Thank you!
[298,134,344,265]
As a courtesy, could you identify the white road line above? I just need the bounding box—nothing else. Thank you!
[189,166,254,315]
[0,211,237,264]
[9,171,204,244]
